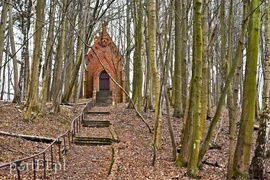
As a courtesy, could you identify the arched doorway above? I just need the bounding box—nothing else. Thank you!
[99,71,110,90]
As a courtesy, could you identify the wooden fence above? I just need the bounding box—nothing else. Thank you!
[0,101,93,179]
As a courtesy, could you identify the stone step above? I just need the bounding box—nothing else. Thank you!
[96,90,112,96]
[82,120,111,128]
[74,137,115,146]
[85,111,111,115]
[96,99,112,103]
[96,90,112,105]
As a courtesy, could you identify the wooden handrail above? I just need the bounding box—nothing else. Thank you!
[0,101,93,179]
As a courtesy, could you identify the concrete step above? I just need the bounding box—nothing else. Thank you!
[74,137,115,146]
[96,90,112,105]
[96,90,112,96]
[82,120,111,128]
[85,111,111,115]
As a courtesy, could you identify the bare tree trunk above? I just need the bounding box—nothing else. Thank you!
[149,0,161,165]
[0,0,9,88]
[198,1,249,168]
[143,17,153,112]
[173,0,183,118]
[1,37,9,100]
[20,0,32,102]
[127,0,143,112]
[62,1,77,104]
[24,0,45,120]
[8,2,20,103]
[40,0,56,114]
[249,1,269,179]
[74,0,89,103]
[186,0,203,177]
[233,0,261,177]
[125,0,131,97]
[52,0,67,112]
[201,0,209,139]
[181,0,188,113]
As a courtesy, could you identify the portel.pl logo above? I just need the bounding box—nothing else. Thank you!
[9,159,66,174]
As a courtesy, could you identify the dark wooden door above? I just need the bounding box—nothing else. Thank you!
[99,71,110,90]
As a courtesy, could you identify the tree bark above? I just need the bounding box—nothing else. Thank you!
[201,0,209,139]
[0,0,9,89]
[127,0,143,112]
[187,0,203,177]
[233,0,261,178]
[125,0,131,96]
[198,0,249,168]
[52,0,67,112]
[24,0,45,120]
[40,0,57,114]
[173,0,183,118]
[181,0,188,114]
[249,1,269,179]
[226,0,236,179]
[148,0,161,164]
[8,1,20,103]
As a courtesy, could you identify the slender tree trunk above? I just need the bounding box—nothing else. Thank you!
[40,0,56,114]
[0,0,9,89]
[249,1,269,179]
[173,0,183,118]
[226,0,236,179]
[149,0,161,164]
[74,1,88,103]
[220,0,226,92]
[1,34,9,100]
[186,0,203,177]
[201,0,209,139]
[233,0,261,178]
[143,16,153,112]
[20,0,31,102]
[181,0,188,113]
[52,0,67,112]
[62,6,75,104]
[125,0,131,96]
[198,1,249,167]
[8,2,20,103]
[163,2,176,161]
[62,1,83,104]
[24,0,45,120]
[136,0,143,112]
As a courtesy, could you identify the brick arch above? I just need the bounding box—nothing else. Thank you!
[94,67,114,78]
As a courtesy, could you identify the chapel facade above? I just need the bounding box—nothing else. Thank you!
[84,23,125,104]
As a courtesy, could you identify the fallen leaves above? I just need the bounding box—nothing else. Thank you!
[0,102,269,179]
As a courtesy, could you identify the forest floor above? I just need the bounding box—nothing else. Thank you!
[0,100,269,179]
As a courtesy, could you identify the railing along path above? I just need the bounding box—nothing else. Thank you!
[0,101,94,179]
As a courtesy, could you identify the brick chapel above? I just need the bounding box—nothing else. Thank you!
[84,23,126,104]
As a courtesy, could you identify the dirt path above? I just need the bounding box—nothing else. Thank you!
[51,104,270,179]
[2,102,268,179]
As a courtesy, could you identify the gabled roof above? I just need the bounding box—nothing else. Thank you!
[85,23,123,75]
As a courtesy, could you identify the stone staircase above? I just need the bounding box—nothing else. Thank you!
[96,90,112,106]
[74,106,118,146]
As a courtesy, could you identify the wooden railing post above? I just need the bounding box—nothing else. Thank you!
[51,145,53,170]
[17,162,21,180]
[33,157,36,180]
[43,152,46,179]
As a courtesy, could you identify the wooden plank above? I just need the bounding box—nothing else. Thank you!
[82,120,111,128]
[85,111,110,115]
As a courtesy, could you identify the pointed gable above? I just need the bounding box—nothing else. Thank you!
[84,23,125,104]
